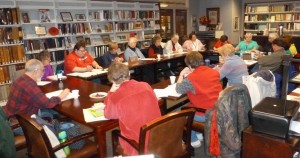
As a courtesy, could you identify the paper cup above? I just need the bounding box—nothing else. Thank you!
[170,76,176,85]
[72,89,79,98]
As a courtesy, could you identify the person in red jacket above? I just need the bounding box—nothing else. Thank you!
[176,51,222,148]
[104,62,161,155]
[213,35,231,50]
[148,34,163,58]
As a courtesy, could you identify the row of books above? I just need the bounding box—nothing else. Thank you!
[26,50,68,64]
[0,84,10,103]
[245,23,300,31]
[114,10,159,20]
[23,37,73,52]
[94,45,109,57]
[245,5,293,13]
[0,45,26,65]
[245,14,295,22]
[0,27,23,45]
[58,23,86,35]
[88,10,113,21]
[0,8,20,25]
[0,63,25,85]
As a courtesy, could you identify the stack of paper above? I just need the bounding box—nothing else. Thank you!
[45,90,76,101]
[154,84,182,98]
[83,103,108,122]
[67,69,107,78]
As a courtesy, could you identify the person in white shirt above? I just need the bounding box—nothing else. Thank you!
[182,32,205,52]
[164,34,183,54]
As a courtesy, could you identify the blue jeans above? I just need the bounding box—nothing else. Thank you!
[191,115,206,142]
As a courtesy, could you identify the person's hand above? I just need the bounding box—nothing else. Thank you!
[94,65,102,69]
[86,65,93,71]
[180,67,192,78]
[114,57,124,62]
[58,88,70,100]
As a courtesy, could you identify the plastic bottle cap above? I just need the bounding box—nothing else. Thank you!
[58,131,67,139]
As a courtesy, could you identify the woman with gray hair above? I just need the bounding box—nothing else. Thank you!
[104,62,161,155]
[124,37,145,62]
[235,32,259,52]
[164,33,183,54]
[262,32,279,52]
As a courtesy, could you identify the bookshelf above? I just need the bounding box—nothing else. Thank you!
[0,0,160,106]
[244,1,300,35]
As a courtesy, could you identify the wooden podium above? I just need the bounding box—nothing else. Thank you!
[242,126,300,158]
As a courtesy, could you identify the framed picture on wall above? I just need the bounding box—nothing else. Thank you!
[233,17,239,32]
[206,8,220,26]
[60,12,73,22]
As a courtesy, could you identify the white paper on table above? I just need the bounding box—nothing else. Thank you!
[37,81,51,86]
[290,120,300,133]
[140,58,156,61]
[123,62,129,65]
[66,69,107,78]
[83,103,108,122]
[292,88,300,94]
[45,90,76,101]
[243,60,257,66]
[153,84,182,98]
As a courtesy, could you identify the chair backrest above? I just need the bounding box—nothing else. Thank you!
[16,113,55,158]
[138,109,195,157]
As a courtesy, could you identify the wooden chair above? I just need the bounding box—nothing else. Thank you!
[112,108,196,158]
[10,122,27,151]
[181,107,206,134]
[16,113,98,158]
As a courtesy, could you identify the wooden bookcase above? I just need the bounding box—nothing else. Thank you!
[244,1,300,35]
[0,0,160,106]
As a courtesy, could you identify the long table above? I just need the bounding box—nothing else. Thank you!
[39,76,165,157]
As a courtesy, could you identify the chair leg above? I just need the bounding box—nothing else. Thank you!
[111,129,120,156]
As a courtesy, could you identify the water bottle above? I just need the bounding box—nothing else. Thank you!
[58,131,71,156]
[205,59,210,66]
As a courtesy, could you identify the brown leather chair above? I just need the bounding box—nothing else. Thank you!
[16,113,98,158]
[112,108,196,158]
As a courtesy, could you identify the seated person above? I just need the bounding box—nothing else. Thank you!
[104,62,161,155]
[258,38,288,72]
[235,33,259,52]
[283,35,298,56]
[36,50,54,81]
[4,59,70,118]
[101,42,124,67]
[262,33,278,53]
[64,41,102,74]
[213,35,231,50]
[182,32,205,52]
[164,33,183,54]
[175,52,222,148]
[215,44,248,86]
[124,37,145,62]
[148,34,163,58]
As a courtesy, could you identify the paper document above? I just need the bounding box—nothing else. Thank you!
[154,84,182,98]
[290,120,300,134]
[67,69,107,78]
[140,58,156,61]
[292,88,300,94]
[37,81,51,86]
[244,60,257,66]
[83,103,108,122]
[45,90,76,101]
[291,74,300,82]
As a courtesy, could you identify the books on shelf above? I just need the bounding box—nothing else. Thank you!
[0,8,19,25]
[0,63,25,85]
[0,45,25,65]
[0,84,10,103]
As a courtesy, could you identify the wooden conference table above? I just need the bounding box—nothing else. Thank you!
[39,76,165,157]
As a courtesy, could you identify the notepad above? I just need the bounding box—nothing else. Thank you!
[83,103,108,122]
[154,84,182,98]
[45,90,76,101]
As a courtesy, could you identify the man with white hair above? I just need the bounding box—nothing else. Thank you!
[4,59,70,118]
[164,33,183,54]
[124,37,145,62]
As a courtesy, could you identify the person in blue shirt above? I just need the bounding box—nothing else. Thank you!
[124,37,145,62]
[235,33,259,52]
[101,42,124,67]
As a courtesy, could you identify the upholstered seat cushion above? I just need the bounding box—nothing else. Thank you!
[68,139,97,158]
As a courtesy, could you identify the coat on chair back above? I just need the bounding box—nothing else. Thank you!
[204,84,252,158]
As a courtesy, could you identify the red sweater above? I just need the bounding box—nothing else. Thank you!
[187,66,222,115]
[104,80,161,155]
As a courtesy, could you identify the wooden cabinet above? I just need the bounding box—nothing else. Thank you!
[244,1,300,35]
[175,9,187,37]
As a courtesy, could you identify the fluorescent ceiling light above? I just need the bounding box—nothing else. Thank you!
[160,3,168,8]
